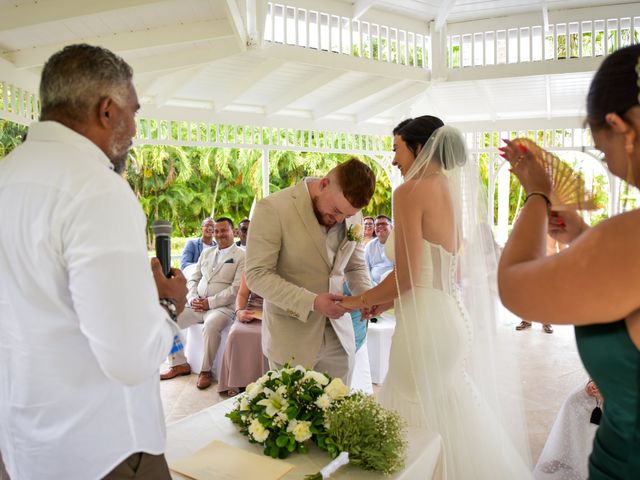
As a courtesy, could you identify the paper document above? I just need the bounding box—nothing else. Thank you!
[170,440,294,480]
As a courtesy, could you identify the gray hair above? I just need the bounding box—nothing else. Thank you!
[40,44,133,123]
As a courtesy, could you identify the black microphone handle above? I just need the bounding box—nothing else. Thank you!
[155,235,171,277]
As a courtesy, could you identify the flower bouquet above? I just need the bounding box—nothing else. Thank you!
[226,365,407,478]
[226,364,349,459]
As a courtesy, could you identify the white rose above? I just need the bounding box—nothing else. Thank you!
[287,420,312,443]
[315,393,333,410]
[248,418,269,443]
[303,370,329,386]
[325,378,349,400]
[239,397,250,411]
[351,223,363,238]
[246,382,264,400]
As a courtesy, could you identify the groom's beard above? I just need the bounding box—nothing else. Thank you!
[311,196,338,227]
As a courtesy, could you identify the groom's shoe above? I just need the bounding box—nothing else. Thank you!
[160,363,191,380]
[515,320,532,331]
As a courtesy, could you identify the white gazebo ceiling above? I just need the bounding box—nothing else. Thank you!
[0,0,638,135]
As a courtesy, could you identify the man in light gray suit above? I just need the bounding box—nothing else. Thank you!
[246,158,375,382]
[161,217,244,390]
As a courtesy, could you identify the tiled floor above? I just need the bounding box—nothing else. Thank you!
[160,309,585,466]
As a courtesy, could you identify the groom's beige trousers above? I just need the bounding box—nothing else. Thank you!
[268,320,349,382]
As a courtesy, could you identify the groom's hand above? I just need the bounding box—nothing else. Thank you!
[314,293,349,319]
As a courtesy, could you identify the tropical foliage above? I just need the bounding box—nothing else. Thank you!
[125,144,392,245]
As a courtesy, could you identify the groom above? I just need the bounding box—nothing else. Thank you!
[245,158,375,382]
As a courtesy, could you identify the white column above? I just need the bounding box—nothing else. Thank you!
[261,148,270,198]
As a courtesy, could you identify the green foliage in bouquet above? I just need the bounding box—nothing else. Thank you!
[226,365,350,460]
[306,392,408,478]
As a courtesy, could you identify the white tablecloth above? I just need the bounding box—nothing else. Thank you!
[166,397,445,480]
[367,312,396,384]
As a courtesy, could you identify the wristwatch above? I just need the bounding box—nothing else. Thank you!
[159,298,178,322]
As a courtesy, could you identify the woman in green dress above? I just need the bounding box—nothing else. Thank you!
[498,43,640,480]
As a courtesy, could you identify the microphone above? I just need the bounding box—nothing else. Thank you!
[151,220,183,355]
[151,220,172,277]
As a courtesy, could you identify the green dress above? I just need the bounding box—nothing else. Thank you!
[575,320,640,479]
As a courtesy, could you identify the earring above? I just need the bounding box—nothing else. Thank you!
[626,142,634,155]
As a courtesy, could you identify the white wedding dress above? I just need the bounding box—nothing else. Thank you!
[379,231,533,479]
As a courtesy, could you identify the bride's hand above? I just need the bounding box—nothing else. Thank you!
[340,296,364,311]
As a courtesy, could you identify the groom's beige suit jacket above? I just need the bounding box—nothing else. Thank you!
[245,180,372,369]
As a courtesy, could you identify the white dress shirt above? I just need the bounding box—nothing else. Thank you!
[364,238,394,285]
[0,121,180,480]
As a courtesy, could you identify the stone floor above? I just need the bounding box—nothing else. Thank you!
[160,311,585,466]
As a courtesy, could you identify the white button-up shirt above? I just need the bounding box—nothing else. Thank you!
[0,121,180,480]
[364,237,394,285]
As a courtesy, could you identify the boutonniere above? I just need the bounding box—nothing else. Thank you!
[346,223,363,243]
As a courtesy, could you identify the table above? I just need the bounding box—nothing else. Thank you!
[166,397,445,480]
[367,312,396,384]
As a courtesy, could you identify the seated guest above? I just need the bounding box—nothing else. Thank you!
[217,271,267,396]
[364,215,394,285]
[180,217,216,270]
[162,217,244,390]
[236,218,250,249]
[363,216,375,245]
[534,378,602,480]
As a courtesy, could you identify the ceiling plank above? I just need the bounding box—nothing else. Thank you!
[352,0,377,20]
[356,81,426,123]
[8,20,234,70]
[313,76,398,119]
[128,38,242,74]
[474,80,496,122]
[545,74,552,119]
[152,66,207,107]
[223,0,248,51]
[0,0,164,33]
[265,69,345,116]
[214,57,285,112]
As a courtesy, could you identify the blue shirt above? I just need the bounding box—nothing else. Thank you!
[180,237,216,270]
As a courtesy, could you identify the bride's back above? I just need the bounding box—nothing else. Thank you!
[401,175,457,254]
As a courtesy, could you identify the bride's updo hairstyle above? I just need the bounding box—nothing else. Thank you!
[587,44,640,130]
[394,116,468,181]
[393,115,444,157]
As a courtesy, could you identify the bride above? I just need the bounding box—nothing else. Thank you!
[342,116,532,478]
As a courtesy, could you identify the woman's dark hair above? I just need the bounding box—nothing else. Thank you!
[393,115,445,158]
[587,44,640,130]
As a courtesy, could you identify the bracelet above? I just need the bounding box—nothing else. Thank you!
[360,293,370,308]
[159,298,178,322]
[525,191,551,209]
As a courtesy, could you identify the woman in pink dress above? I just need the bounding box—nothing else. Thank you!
[217,271,268,396]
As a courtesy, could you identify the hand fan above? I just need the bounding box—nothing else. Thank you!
[512,138,599,211]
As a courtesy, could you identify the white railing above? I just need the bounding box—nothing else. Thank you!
[447,15,640,68]
[134,118,392,154]
[0,82,40,124]
[263,2,430,69]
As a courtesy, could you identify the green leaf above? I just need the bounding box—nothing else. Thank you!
[276,435,289,448]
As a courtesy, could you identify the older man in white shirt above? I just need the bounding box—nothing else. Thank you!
[0,45,186,480]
